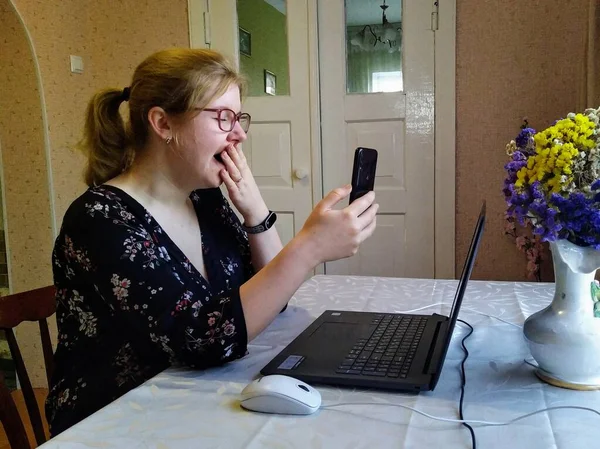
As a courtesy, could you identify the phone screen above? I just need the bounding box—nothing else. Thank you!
[350,147,378,203]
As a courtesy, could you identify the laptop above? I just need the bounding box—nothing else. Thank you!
[261,201,486,391]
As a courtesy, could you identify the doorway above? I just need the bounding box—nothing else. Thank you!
[190,0,456,278]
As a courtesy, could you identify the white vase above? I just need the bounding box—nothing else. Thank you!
[523,239,600,389]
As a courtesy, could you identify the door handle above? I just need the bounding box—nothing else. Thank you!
[294,168,309,180]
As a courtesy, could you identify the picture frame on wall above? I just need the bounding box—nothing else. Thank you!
[264,70,276,96]
[239,27,251,57]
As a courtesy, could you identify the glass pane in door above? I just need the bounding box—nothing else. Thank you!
[345,0,402,93]
[237,0,290,96]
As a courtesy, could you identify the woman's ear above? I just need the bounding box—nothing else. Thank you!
[147,106,172,142]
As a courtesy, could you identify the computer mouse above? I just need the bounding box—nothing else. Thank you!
[240,374,321,415]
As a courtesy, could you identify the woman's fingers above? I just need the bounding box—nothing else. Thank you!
[346,191,376,216]
[358,214,377,241]
[357,203,379,231]
[220,168,238,192]
[221,150,243,182]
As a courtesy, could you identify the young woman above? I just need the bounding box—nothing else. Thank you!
[45,48,377,435]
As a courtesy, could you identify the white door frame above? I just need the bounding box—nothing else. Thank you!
[309,0,456,279]
[307,0,324,274]
[188,0,456,279]
[434,0,456,279]
[187,0,210,50]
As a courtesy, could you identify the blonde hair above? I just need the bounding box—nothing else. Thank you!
[79,48,246,187]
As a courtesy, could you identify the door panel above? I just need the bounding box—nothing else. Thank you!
[320,0,435,277]
[208,0,313,247]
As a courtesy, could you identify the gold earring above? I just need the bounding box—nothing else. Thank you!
[165,136,173,145]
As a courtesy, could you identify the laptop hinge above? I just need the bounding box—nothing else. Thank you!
[424,319,449,375]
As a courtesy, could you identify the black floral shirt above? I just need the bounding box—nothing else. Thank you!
[46,185,254,436]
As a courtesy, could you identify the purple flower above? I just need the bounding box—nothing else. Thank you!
[515,127,536,151]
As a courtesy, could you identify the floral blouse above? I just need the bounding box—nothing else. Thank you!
[46,185,256,436]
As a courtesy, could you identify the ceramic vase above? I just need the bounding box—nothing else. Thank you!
[523,238,600,389]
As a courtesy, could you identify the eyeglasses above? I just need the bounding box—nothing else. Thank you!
[199,108,251,133]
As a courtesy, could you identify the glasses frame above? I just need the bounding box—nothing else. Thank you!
[200,108,251,133]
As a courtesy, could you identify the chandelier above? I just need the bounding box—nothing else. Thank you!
[349,0,401,53]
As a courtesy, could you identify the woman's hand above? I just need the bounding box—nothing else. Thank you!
[220,144,269,225]
[297,184,378,264]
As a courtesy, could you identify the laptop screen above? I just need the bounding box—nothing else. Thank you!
[444,201,486,349]
[426,201,485,389]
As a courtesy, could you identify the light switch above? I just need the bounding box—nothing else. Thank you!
[70,55,84,74]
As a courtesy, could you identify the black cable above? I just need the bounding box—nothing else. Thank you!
[457,319,476,449]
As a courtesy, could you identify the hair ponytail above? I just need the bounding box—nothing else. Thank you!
[79,89,133,187]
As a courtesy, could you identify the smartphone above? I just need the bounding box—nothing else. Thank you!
[349,147,378,203]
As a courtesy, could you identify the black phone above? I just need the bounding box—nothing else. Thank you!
[349,147,378,203]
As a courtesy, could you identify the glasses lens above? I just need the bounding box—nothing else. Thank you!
[219,109,236,132]
[239,113,251,132]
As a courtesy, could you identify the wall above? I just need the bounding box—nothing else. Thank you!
[0,0,54,294]
[238,0,290,96]
[594,0,600,107]
[456,0,590,281]
[8,0,190,387]
[12,0,190,229]
[0,0,54,390]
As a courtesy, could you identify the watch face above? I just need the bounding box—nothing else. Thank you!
[265,212,277,228]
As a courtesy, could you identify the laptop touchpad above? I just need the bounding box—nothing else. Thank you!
[305,322,373,360]
[309,322,366,341]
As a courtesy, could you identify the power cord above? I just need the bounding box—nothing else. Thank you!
[457,319,476,449]
[321,402,600,426]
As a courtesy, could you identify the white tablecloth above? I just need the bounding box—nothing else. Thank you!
[40,275,600,448]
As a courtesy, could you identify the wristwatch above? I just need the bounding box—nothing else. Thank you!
[242,211,277,234]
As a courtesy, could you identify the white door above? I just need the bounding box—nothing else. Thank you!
[319,0,435,278]
[203,0,314,248]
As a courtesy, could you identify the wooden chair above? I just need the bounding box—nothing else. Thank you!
[0,286,56,448]
[0,371,29,449]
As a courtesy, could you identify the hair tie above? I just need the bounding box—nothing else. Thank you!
[121,87,130,102]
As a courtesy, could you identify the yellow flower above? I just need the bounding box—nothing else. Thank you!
[517,113,597,193]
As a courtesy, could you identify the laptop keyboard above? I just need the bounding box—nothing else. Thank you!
[335,314,427,379]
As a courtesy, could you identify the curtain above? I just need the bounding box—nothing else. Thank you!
[346,22,402,93]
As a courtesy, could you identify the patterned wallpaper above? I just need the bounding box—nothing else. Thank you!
[594,0,600,107]
[0,0,55,388]
[12,0,190,226]
[456,0,591,282]
[0,1,53,291]
[6,0,189,387]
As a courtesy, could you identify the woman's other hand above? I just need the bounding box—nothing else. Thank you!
[220,144,269,226]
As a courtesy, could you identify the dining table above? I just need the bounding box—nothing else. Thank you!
[39,274,600,448]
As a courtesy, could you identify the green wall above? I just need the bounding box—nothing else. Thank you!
[237,0,290,96]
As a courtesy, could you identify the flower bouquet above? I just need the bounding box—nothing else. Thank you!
[503,110,600,249]
[503,107,600,389]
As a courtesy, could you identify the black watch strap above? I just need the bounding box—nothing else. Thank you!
[242,211,277,234]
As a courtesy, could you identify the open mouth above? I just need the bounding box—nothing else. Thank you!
[214,153,224,164]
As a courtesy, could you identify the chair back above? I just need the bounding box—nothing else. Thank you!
[0,371,30,449]
[0,285,56,447]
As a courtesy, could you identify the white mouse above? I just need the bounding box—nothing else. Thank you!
[240,374,321,415]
